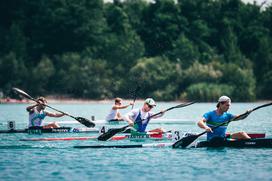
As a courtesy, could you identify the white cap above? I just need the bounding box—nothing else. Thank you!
[145,98,156,106]
[218,96,231,103]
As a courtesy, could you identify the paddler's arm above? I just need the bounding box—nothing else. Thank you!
[232,109,252,121]
[113,102,134,110]
[123,113,134,127]
[26,99,44,112]
[26,103,38,112]
[151,110,166,119]
[197,118,213,133]
[45,111,66,118]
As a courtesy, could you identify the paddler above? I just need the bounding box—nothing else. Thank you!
[105,97,134,122]
[26,97,65,128]
[123,98,166,134]
[197,95,251,142]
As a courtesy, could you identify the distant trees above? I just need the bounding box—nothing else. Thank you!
[0,0,271,101]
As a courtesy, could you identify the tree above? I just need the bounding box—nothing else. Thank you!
[29,56,55,95]
[0,52,27,94]
[101,2,145,74]
[25,0,106,60]
[140,0,184,56]
[166,34,200,69]
[128,56,182,100]
[51,53,112,98]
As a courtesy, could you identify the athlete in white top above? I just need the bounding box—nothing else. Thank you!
[26,97,65,128]
[105,97,134,122]
[123,98,166,133]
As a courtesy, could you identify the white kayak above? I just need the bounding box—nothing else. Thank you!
[48,118,195,125]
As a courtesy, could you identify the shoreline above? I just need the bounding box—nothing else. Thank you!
[0,98,270,104]
[0,98,144,104]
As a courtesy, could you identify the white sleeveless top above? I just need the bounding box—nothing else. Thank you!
[105,107,119,121]
[28,107,47,127]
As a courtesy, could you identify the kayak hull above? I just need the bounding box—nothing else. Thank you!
[0,127,98,134]
[195,138,272,148]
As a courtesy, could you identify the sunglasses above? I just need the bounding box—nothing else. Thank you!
[147,104,154,109]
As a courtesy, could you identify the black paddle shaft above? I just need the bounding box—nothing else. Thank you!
[142,101,196,120]
[131,86,140,110]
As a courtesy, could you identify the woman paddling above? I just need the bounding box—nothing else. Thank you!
[26,97,65,129]
[105,97,134,122]
[197,95,251,142]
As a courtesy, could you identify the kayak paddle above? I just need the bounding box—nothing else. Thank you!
[131,86,140,110]
[12,87,95,128]
[97,101,196,141]
[172,102,272,149]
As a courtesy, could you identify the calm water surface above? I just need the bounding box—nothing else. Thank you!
[0,102,271,181]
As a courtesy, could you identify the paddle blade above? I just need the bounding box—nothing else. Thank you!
[12,87,34,101]
[97,125,129,141]
[172,135,199,149]
[75,117,95,128]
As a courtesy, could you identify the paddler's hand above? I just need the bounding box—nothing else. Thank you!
[204,126,213,133]
[160,110,166,116]
[128,120,134,127]
[62,112,68,116]
[235,109,252,121]
[36,99,46,106]
[241,109,252,119]
[246,109,252,116]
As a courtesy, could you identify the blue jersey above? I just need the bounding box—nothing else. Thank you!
[203,110,234,140]
[134,111,151,132]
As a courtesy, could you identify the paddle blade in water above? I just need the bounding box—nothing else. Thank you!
[172,135,199,149]
[75,117,95,128]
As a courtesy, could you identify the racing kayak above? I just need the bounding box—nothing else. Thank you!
[194,138,272,148]
[73,138,272,149]
[0,127,99,134]
[48,118,195,125]
[74,142,174,149]
[23,132,265,142]
[20,132,172,141]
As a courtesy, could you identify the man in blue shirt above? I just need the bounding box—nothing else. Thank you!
[197,96,251,141]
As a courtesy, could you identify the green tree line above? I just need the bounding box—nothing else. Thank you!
[0,0,271,101]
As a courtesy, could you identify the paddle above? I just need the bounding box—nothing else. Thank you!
[172,102,272,149]
[97,101,196,141]
[131,86,140,110]
[12,87,95,128]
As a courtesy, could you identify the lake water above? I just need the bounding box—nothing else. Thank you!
[0,102,272,181]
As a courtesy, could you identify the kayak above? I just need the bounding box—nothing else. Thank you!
[19,132,265,142]
[74,142,174,149]
[0,127,99,134]
[48,118,195,125]
[20,132,172,141]
[73,138,272,149]
[194,138,272,148]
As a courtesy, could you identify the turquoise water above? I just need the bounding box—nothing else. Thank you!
[0,102,272,181]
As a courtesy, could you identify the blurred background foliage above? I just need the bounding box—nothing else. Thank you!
[0,0,271,101]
